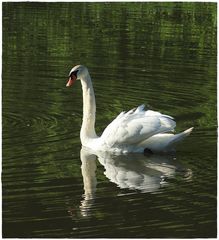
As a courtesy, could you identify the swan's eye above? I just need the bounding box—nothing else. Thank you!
[69,70,79,79]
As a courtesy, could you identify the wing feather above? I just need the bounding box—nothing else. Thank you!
[100,105,176,148]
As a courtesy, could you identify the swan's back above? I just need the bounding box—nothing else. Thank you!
[100,105,177,152]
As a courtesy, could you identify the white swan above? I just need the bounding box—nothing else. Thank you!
[66,65,193,153]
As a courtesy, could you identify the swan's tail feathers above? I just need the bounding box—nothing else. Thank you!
[183,127,194,136]
[168,127,194,147]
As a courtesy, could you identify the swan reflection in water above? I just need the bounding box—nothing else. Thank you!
[79,147,192,217]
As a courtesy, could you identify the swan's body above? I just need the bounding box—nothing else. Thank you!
[67,65,193,154]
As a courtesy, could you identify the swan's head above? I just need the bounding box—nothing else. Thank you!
[66,65,88,87]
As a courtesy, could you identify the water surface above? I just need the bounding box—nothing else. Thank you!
[2,2,217,238]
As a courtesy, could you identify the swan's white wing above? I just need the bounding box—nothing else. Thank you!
[100,105,176,148]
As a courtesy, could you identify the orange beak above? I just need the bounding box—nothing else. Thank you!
[66,75,77,87]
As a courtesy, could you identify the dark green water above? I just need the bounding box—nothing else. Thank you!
[2,2,217,238]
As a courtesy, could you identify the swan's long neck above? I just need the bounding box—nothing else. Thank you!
[80,73,97,144]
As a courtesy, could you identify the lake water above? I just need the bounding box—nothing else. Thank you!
[2,2,217,238]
